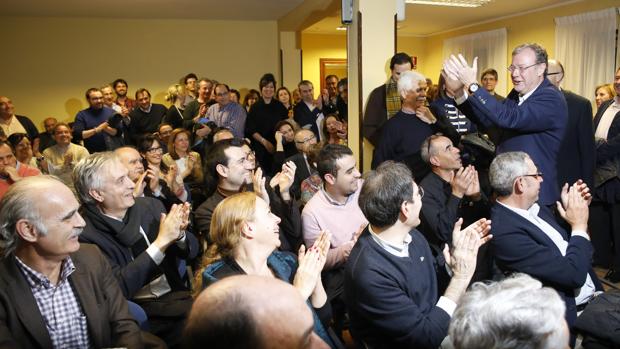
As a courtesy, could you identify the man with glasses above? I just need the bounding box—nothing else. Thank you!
[73,88,121,153]
[195,138,302,252]
[344,161,491,348]
[206,83,247,139]
[285,129,318,200]
[442,43,567,207]
[488,151,602,345]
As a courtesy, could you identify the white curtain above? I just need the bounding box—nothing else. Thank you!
[555,8,618,102]
[443,28,508,96]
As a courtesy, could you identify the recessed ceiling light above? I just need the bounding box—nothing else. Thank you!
[405,0,492,8]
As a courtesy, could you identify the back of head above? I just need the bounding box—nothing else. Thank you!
[449,273,568,349]
[359,161,413,228]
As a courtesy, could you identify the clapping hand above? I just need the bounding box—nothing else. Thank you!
[252,167,270,205]
[557,183,589,232]
[445,218,492,281]
[293,231,331,300]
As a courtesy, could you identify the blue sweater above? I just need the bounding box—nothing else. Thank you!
[344,228,450,348]
[73,106,118,153]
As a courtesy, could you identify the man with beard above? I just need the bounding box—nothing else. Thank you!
[74,152,199,347]
[72,88,121,153]
[0,176,143,348]
[113,78,136,111]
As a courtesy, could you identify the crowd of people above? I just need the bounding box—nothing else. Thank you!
[0,41,619,349]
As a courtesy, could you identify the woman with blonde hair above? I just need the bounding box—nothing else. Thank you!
[163,84,185,129]
[196,192,339,348]
[162,128,204,205]
[595,83,615,110]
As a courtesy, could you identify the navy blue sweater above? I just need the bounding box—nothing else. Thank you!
[344,228,450,349]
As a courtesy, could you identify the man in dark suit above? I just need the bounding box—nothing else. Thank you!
[547,59,595,188]
[74,152,198,347]
[443,43,568,206]
[293,80,324,141]
[591,68,620,280]
[0,176,143,348]
[488,152,603,343]
[286,129,317,200]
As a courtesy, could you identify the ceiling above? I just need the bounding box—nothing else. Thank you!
[1,0,305,21]
[303,0,578,36]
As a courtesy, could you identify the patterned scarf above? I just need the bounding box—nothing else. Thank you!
[385,78,401,119]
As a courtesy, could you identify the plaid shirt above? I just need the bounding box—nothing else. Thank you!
[15,256,91,349]
[385,78,401,120]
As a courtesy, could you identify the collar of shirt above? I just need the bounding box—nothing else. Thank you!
[612,96,620,109]
[15,256,76,289]
[139,104,152,113]
[518,80,543,104]
[321,186,353,206]
[368,225,412,258]
[304,100,316,111]
[497,200,540,222]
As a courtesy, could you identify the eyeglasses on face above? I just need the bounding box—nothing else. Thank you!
[521,172,543,179]
[507,63,539,74]
[146,146,163,153]
[295,135,316,144]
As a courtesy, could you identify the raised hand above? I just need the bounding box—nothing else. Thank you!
[293,231,331,300]
[556,183,589,232]
[451,166,474,198]
[444,54,479,88]
[448,218,492,281]
[133,171,147,198]
[153,203,185,251]
[415,106,437,124]
[464,166,481,200]
[252,167,270,205]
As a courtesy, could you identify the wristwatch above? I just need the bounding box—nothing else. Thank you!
[468,83,480,94]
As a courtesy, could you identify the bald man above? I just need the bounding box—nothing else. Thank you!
[185,275,329,349]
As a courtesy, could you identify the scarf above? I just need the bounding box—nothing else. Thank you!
[385,78,401,119]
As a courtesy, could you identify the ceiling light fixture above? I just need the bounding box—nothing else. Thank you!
[405,0,492,8]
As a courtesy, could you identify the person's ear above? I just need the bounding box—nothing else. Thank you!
[15,219,39,243]
[88,188,104,203]
[429,155,440,168]
[399,200,410,221]
[215,163,228,178]
[324,173,337,186]
[241,222,255,239]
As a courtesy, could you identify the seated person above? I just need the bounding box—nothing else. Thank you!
[345,161,491,348]
[155,123,173,153]
[300,143,324,205]
[488,151,603,343]
[449,273,569,349]
[285,129,318,199]
[115,146,184,211]
[74,152,199,347]
[184,275,330,349]
[0,140,40,200]
[35,117,57,154]
[162,128,204,206]
[7,132,40,169]
[194,138,301,252]
[272,119,299,173]
[322,114,347,145]
[42,122,90,192]
[0,176,142,348]
[195,192,339,348]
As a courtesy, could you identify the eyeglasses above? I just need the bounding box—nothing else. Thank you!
[146,147,163,154]
[245,151,256,161]
[521,172,544,179]
[295,135,316,144]
[547,72,563,76]
[507,63,539,74]
[418,186,425,199]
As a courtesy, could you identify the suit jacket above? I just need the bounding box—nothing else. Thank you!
[293,102,322,141]
[458,79,567,205]
[490,203,603,328]
[593,99,620,164]
[79,197,199,299]
[362,84,387,146]
[0,244,142,349]
[556,90,595,188]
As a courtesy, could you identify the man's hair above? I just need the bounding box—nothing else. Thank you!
[52,122,71,135]
[359,161,413,228]
[489,151,530,197]
[297,80,313,89]
[112,78,128,89]
[317,143,353,180]
[512,43,548,74]
[420,134,443,164]
[134,88,151,100]
[390,52,413,70]
[230,89,241,101]
[183,73,198,85]
[337,78,348,90]
[204,138,247,196]
[215,83,230,93]
[184,283,263,349]
[73,152,118,204]
[325,74,338,82]
[397,70,427,96]
[0,176,60,257]
[480,68,498,80]
[0,140,14,153]
[259,73,277,91]
[85,87,101,100]
[198,78,213,86]
[450,273,567,349]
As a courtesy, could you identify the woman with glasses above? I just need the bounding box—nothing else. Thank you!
[162,128,204,206]
[137,134,188,206]
[195,192,341,348]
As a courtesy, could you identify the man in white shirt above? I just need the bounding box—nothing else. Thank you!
[488,151,603,345]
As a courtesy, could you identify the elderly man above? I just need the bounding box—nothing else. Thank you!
[345,161,491,348]
[443,43,568,206]
[0,96,39,143]
[0,140,40,200]
[294,80,324,141]
[42,122,90,191]
[488,151,603,344]
[285,128,318,199]
[73,88,121,153]
[184,275,329,349]
[371,70,457,171]
[206,83,247,139]
[0,176,143,348]
[450,273,569,349]
[363,52,412,146]
[74,152,199,346]
[35,117,58,154]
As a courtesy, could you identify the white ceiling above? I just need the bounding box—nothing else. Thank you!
[304,0,578,36]
[1,0,305,21]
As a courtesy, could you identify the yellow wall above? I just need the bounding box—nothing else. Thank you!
[420,0,619,92]
[300,33,347,96]
[0,17,280,129]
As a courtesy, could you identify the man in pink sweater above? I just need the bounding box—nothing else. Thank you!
[0,141,40,200]
[301,143,368,337]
